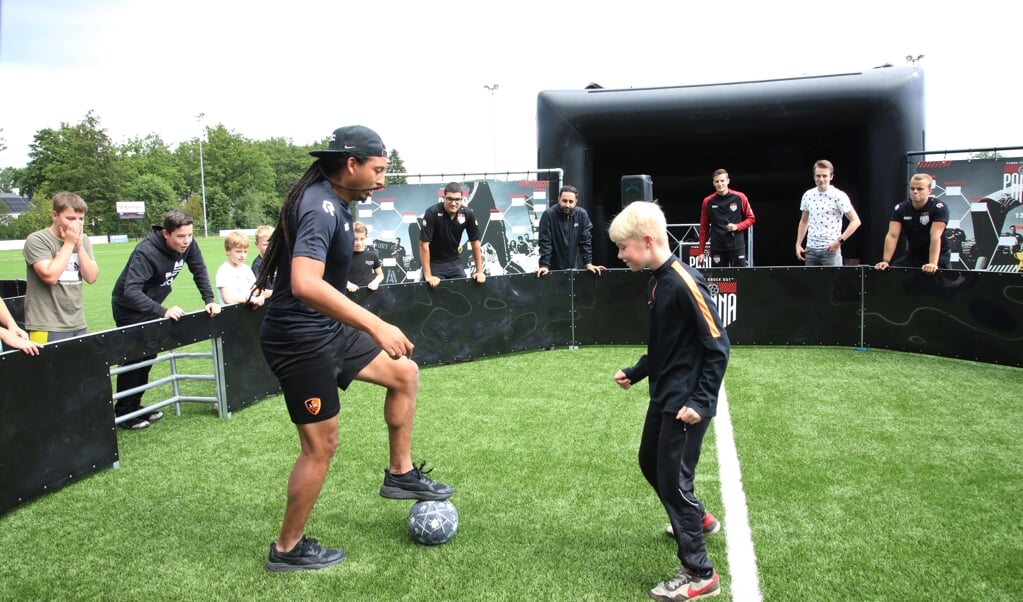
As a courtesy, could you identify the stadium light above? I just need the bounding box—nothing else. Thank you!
[484,84,499,171]
[196,113,209,237]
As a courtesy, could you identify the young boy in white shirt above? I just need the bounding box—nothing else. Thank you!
[216,231,263,307]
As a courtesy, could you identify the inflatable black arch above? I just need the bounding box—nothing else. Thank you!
[537,66,925,268]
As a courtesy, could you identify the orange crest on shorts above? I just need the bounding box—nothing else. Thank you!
[304,397,321,416]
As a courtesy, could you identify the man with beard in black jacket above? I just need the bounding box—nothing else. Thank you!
[111,210,221,430]
[535,185,606,277]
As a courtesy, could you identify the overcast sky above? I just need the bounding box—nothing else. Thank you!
[2,0,1021,178]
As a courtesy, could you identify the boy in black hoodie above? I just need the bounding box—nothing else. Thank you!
[111,210,221,430]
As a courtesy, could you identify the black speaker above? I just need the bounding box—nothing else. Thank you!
[621,174,654,206]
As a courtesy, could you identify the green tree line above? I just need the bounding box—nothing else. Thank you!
[0,112,408,239]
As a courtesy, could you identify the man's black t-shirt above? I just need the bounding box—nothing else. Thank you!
[419,202,481,262]
[261,181,354,340]
[890,197,950,265]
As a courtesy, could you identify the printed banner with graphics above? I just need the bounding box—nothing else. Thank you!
[351,180,554,283]
[705,277,738,329]
[911,158,1023,272]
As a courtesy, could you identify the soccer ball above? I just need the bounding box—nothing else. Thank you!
[408,499,459,545]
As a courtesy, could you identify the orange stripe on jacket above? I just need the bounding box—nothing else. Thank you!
[670,261,721,339]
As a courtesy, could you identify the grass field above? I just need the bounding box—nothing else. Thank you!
[1,239,1021,601]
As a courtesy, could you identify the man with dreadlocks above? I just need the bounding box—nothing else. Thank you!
[255,125,453,573]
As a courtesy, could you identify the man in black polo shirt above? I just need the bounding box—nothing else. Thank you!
[419,182,486,287]
[874,173,951,273]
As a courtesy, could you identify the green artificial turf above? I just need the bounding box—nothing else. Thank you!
[1,242,1020,601]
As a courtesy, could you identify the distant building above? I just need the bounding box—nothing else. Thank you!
[1,192,31,218]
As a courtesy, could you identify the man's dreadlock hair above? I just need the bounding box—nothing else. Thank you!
[254,154,370,292]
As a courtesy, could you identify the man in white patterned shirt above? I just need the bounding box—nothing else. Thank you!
[795,159,861,266]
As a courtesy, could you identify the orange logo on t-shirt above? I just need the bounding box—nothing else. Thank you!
[304,397,321,416]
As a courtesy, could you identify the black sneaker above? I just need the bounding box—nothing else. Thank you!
[118,417,150,430]
[379,462,453,500]
[264,535,345,573]
[147,411,164,422]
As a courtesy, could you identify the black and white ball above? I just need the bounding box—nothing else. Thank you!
[408,499,459,545]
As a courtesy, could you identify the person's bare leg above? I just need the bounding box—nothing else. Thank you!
[355,350,418,473]
[276,417,339,552]
[358,351,452,500]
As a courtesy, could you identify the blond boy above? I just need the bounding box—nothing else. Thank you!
[610,201,729,601]
[216,231,263,306]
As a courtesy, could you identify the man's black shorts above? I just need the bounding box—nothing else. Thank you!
[261,327,379,424]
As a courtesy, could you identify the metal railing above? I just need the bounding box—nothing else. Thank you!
[388,167,564,185]
[668,222,754,267]
[110,337,228,424]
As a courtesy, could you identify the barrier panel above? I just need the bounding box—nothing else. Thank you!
[0,280,26,298]
[215,306,280,412]
[0,333,117,514]
[353,271,574,363]
[573,269,648,346]
[0,305,279,515]
[864,269,1022,365]
[707,267,863,347]
[2,295,24,328]
[1,266,1019,515]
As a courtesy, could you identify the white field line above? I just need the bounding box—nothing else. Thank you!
[715,384,763,602]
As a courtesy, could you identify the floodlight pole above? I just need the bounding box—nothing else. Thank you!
[196,112,209,238]
[484,84,499,172]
